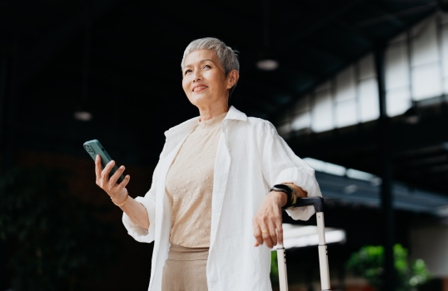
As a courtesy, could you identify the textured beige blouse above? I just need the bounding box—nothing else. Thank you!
[165,111,227,248]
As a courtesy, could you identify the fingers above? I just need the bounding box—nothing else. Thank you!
[268,220,278,247]
[254,217,274,248]
[117,174,131,190]
[100,160,115,185]
[253,199,284,248]
[110,165,126,185]
[95,155,102,183]
[276,219,284,246]
[261,220,274,248]
[274,205,283,245]
[253,218,263,247]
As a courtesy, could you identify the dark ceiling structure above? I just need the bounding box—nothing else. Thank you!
[0,0,439,167]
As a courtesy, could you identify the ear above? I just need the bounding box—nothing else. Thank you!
[227,69,239,89]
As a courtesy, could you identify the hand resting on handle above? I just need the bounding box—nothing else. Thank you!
[252,183,307,249]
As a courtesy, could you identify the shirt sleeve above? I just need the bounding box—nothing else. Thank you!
[121,168,158,243]
[121,139,169,243]
[258,120,322,221]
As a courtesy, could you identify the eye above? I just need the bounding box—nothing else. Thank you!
[203,65,211,69]
[184,69,192,75]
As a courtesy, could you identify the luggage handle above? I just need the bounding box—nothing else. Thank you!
[291,196,324,212]
[277,197,331,291]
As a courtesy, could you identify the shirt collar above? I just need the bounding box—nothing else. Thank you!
[164,105,247,137]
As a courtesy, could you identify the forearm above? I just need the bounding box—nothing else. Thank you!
[284,183,307,199]
[119,196,150,231]
[271,183,308,207]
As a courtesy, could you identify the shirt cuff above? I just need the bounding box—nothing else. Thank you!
[275,167,323,221]
[122,196,156,243]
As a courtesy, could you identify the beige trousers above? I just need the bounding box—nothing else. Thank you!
[162,243,209,291]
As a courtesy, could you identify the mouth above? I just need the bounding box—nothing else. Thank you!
[192,85,208,92]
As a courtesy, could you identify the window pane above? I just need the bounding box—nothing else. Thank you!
[315,81,331,92]
[359,78,380,122]
[387,87,411,117]
[335,66,356,102]
[312,89,333,132]
[389,32,406,44]
[335,99,357,128]
[411,18,439,67]
[441,11,448,24]
[442,26,448,78]
[277,123,291,137]
[444,77,448,94]
[291,111,311,131]
[386,42,409,90]
[358,54,375,79]
[412,63,442,100]
[293,95,311,113]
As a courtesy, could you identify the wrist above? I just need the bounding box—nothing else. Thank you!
[270,191,288,207]
[111,191,128,206]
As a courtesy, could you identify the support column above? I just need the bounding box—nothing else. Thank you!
[374,43,396,291]
[0,48,18,291]
[0,55,10,291]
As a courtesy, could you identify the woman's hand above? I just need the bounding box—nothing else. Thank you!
[95,155,130,203]
[252,191,288,249]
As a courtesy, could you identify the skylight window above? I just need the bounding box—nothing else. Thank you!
[303,157,346,176]
[346,168,375,181]
[304,157,380,183]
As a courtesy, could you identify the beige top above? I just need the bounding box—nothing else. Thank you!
[165,111,227,248]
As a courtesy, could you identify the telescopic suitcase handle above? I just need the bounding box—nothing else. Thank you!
[277,197,331,291]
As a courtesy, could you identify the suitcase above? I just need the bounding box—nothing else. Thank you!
[277,197,331,291]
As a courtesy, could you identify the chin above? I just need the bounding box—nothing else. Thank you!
[189,93,213,106]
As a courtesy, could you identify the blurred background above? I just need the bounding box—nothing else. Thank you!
[1,0,448,290]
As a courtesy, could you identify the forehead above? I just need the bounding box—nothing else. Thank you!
[184,49,220,66]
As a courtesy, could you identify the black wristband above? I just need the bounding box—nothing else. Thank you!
[270,184,293,210]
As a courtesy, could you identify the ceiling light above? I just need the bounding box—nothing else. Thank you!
[74,111,92,121]
[257,59,279,71]
[256,47,279,71]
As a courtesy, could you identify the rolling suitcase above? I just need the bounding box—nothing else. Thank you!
[277,197,331,291]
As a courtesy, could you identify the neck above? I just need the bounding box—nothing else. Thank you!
[197,101,229,121]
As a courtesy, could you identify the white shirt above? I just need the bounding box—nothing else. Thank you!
[122,105,322,291]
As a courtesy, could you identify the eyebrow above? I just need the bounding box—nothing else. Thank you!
[184,59,216,69]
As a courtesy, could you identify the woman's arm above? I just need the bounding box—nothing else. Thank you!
[252,183,307,249]
[253,120,321,249]
[95,155,150,230]
[118,196,149,230]
[283,183,307,200]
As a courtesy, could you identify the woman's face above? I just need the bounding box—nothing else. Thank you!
[182,49,232,109]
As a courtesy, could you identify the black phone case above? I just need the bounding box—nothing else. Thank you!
[83,139,125,184]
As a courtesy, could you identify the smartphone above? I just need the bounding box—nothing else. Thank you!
[83,139,125,184]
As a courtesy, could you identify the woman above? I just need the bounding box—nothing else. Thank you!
[95,37,322,291]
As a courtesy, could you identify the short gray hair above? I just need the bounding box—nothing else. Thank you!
[181,37,240,101]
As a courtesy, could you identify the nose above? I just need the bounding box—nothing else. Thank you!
[193,70,202,82]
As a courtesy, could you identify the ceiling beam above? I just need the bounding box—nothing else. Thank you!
[276,0,362,51]
[334,19,376,43]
